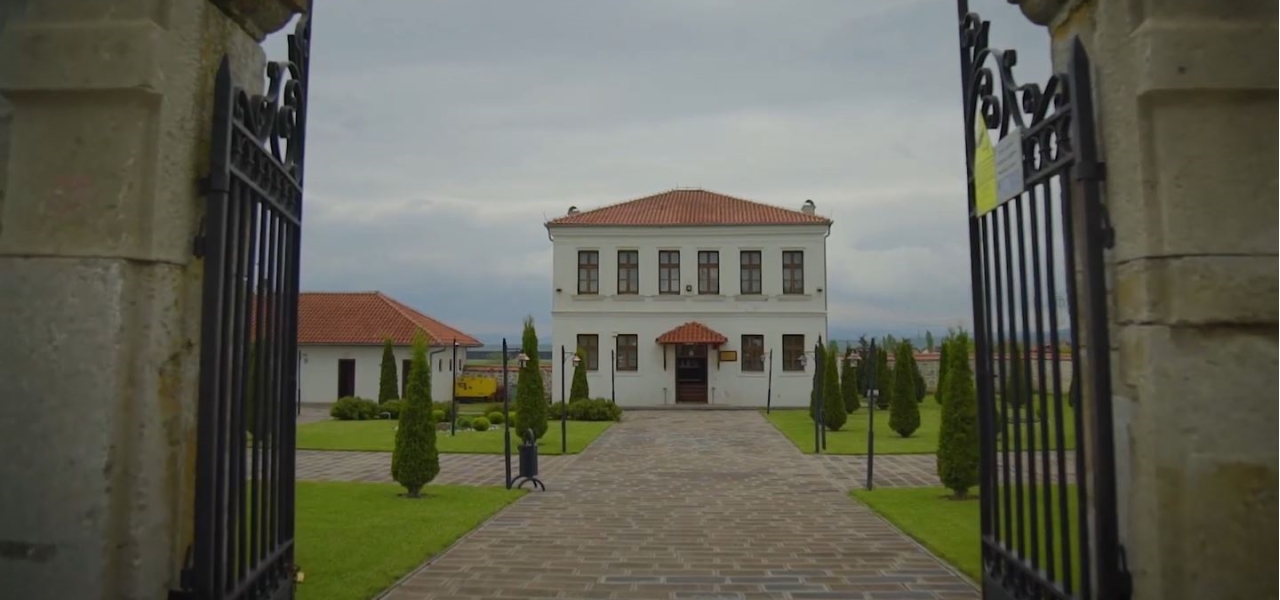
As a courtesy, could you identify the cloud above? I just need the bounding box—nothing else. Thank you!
[264,0,1054,339]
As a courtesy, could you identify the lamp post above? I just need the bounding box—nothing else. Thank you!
[765,349,773,413]
[450,339,458,436]
[502,339,512,489]
[865,340,879,490]
[560,347,580,455]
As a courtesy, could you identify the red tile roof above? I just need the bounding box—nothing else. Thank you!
[656,322,729,345]
[298,291,482,346]
[545,189,832,227]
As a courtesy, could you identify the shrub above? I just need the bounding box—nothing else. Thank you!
[937,331,979,498]
[431,409,445,423]
[331,397,378,421]
[431,401,456,422]
[380,399,405,419]
[889,341,921,437]
[515,317,548,439]
[809,339,826,421]
[841,345,860,413]
[480,402,505,415]
[822,342,846,431]
[471,416,491,432]
[569,349,590,401]
[487,411,504,425]
[392,334,439,497]
[455,416,472,431]
[567,398,623,422]
[378,338,399,403]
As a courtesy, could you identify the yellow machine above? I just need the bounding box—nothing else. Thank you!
[454,375,498,399]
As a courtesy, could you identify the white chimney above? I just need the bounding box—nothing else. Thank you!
[801,199,816,215]
[567,206,579,215]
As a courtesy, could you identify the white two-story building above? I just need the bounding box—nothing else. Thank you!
[546,189,832,408]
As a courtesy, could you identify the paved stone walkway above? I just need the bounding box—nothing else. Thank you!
[296,450,577,487]
[380,412,978,600]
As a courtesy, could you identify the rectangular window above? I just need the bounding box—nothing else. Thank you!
[782,335,805,371]
[742,335,765,372]
[697,251,719,294]
[616,334,638,371]
[578,250,599,294]
[401,358,412,397]
[577,334,599,371]
[740,250,762,294]
[337,358,356,397]
[617,250,639,294]
[782,250,804,294]
[658,250,680,294]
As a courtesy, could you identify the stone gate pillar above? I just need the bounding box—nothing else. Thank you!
[1014,1,1278,599]
[0,0,301,598]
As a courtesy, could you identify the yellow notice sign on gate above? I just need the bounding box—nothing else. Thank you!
[972,116,998,217]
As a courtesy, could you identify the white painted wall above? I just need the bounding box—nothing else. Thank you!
[298,343,467,406]
[547,224,831,408]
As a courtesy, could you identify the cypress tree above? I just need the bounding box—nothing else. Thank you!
[569,348,590,401]
[1007,343,1029,409]
[515,316,548,439]
[925,330,935,352]
[823,342,846,431]
[937,331,979,498]
[378,337,399,403]
[936,337,951,405]
[909,349,926,402]
[841,345,860,413]
[875,342,892,409]
[889,341,921,437]
[392,334,439,497]
[809,339,826,421]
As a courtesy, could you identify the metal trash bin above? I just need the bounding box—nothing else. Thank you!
[512,428,545,490]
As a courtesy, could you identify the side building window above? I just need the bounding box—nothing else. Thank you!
[658,250,680,294]
[578,250,599,294]
[697,251,719,294]
[337,358,356,397]
[577,334,599,371]
[740,250,762,294]
[616,335,638,371]
[742,335,764,372]
[782,335,805,371]
[782,250,804,294]
[617,250,639,294]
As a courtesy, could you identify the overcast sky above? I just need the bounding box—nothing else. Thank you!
[266,0,1050,341]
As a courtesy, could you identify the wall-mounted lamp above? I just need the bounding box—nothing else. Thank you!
[556,288,563,293]
[685,284,693,292]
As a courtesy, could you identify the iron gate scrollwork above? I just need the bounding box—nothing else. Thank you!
[174,14,311,600]
[956,4,1129,600]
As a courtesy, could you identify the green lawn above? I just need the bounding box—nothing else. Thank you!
[296,420,613,455]
[296,481,523,600]
[851,486,1080,587]
[765,397,1076,455]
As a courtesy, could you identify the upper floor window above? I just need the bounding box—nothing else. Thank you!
[697,251,719,294]
[578,250,599,294]
[658,250,680,294]
[577,334,599,371]
[742,334,765,372]
[617,250,639,295]
[782,334,805,371]
[782,250,804,294]
[740,250,762,294]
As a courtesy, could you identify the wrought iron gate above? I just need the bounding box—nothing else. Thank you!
[956,4,1128,600]
[174,14,311,600]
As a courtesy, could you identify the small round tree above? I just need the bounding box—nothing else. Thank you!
[841,346,860,413]
[514,316,548,439]
[889,341,921,437]
[569,348,590,402]
[378,337,399,403]
[823,342,846,431]
[392,334,439,497]
[937,332,979,499]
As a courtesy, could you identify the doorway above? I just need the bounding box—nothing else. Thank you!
[674,344,708,403]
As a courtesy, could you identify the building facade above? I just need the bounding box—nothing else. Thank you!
[296,291,482,406]
[546,189,832,408]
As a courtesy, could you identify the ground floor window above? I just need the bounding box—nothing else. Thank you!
[577,334,599,370]
[616,335,638,371]
[782,335,805,371]
[742,335,765,372]
[337,358,356,397]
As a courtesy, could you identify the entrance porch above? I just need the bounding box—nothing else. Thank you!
[656,321,728,404]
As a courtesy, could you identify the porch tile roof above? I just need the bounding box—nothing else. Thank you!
[655,321,729,345]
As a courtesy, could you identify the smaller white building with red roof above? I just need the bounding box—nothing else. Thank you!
[545,189,832,408]
[296,291,482,407]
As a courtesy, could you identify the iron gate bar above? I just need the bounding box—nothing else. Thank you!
[957,3,1127,598]
[180,12,310,600]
